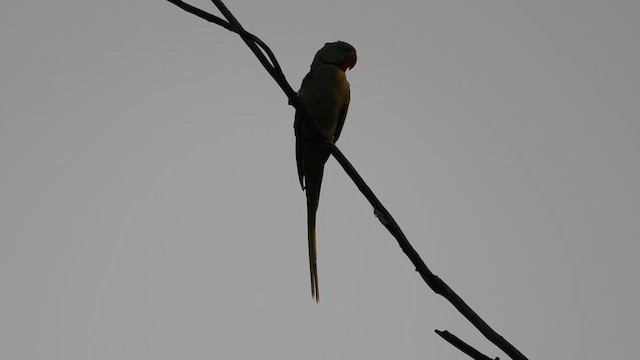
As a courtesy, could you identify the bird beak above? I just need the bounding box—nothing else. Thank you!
[347,51,357,70]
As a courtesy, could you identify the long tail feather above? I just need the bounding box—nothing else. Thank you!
[304,148,328,303]
[308,219,319,302]
[306,175,322,303]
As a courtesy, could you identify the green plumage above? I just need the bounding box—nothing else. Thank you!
[294,41,356,302]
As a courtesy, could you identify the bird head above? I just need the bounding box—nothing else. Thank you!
[311,41,357,71]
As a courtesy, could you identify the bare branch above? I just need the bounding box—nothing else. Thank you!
[327,146,527,360]
[164,1,529,359]
[165,0,296,99]
[435,329,499,360]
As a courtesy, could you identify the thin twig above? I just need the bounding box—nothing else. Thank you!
[209,0,283,74]
[329,146,526,360]
[164,1,528,359]
[165,0,296,99]
[435,329,499,360]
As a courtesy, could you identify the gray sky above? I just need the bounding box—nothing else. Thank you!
[1,1,639,359]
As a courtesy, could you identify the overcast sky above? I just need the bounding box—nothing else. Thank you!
[1,1,639,359]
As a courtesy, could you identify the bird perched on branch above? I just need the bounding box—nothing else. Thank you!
[294,41,357,302]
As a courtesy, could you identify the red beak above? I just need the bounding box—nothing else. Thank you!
[347,51,357,70]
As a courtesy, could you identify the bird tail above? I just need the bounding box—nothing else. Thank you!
[304,158,326,303]
[306,180,321,303]
[307,211,319,302]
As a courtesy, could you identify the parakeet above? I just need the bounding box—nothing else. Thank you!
[294,41,357,302]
